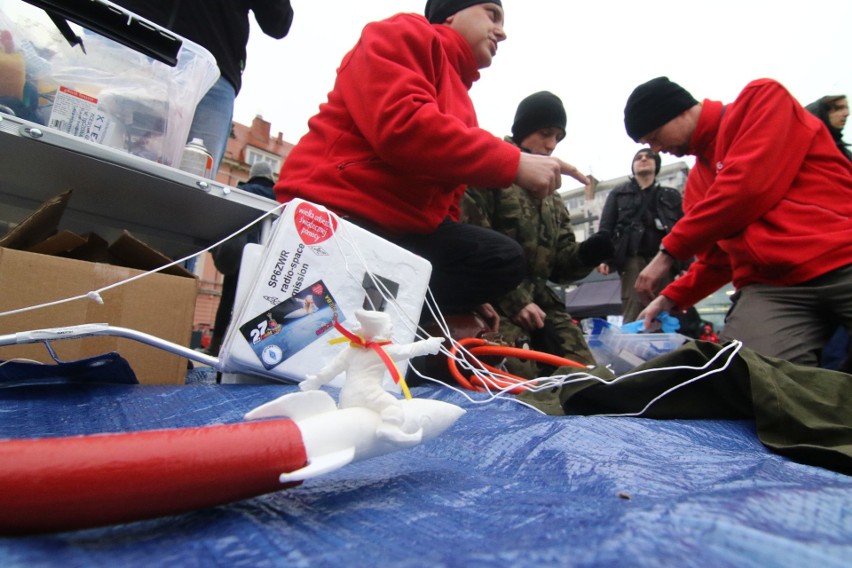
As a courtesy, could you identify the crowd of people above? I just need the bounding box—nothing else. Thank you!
[179,0,852,375]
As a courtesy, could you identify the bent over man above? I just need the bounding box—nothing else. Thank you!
[625,76,852,366]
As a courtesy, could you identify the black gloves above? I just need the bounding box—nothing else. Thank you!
[577,231,615,266]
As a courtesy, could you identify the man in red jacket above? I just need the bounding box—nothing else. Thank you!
[624,76,852,366]
[276,1,588,322]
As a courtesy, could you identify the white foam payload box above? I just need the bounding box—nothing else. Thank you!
[218,199,432,389]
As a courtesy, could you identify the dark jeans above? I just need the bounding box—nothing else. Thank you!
[209,271,238,354]
[354,217,525,314]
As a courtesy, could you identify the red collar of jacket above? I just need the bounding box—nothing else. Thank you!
[430,18,481,88]
[689,99,725,164]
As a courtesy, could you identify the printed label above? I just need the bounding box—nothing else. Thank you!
[294,202,338,245]
[239,280,342,370]
[47,86,114,144]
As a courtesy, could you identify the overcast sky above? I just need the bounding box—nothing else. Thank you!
[233,0,852,184]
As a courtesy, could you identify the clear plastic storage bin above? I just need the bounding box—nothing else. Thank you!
[0,0,219,166]
[586,319,688,375]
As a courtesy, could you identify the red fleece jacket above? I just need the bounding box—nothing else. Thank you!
[275,13,520,235]
[661,79,852,308]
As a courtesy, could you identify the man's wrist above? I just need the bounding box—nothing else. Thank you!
[659,243,676,260]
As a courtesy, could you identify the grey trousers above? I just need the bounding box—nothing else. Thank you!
[720,264,852,366]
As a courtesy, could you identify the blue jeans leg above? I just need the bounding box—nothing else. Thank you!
[187,76,235,175]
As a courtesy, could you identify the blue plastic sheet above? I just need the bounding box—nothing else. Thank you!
[1,375,850,567]
[0,352,138,388]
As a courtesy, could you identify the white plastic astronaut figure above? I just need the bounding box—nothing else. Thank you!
[300,309,444,442]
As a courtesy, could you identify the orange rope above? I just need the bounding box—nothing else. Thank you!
[447,337,586,394]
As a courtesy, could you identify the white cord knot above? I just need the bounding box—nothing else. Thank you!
[86,291,104,304]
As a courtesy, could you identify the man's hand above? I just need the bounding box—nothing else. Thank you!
[557,157,590,186]
[515,154,589,200]
[637,295,676,332]
[512,302,547,332]
[634,252,675,304]
[476,303,500,332]
[597,263,611,276]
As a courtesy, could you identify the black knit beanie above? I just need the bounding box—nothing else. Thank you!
[425,0,502,24]
[624,77,698,142]
[511,91,567,145]
[631,148,661,176]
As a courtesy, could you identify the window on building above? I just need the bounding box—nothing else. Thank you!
[246,148,281,173]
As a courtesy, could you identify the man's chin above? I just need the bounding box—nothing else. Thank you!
[665,146,688,158]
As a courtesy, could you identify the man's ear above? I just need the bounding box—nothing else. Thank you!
[443,14,455,24]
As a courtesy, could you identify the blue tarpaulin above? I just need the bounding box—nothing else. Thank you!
[1,374,850,567]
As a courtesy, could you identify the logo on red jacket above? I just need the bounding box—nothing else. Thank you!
[294,202,338,245]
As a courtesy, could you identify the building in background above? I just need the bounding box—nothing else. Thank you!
[191,115,292,347]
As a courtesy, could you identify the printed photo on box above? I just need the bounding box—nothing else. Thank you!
[239,280,341,371]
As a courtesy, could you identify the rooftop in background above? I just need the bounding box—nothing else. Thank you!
[216,115,293,188]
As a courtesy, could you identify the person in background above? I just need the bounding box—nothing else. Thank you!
[805,95,852,162]
[806,95,852,371]
[206,161,277,355]
[625,76,852,367]
[596,148,685,323]
[111,0,294,173]
[699,322,719,343]
[275,1,589,324]
[461,91,612,376]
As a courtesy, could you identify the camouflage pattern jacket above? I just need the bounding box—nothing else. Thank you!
[461,150,593,318]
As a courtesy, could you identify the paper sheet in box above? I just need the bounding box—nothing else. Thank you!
[219,199,431,386]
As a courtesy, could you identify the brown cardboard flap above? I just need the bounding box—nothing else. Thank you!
[0,190,70,250]
[26,230,88,256]
[63,232,112,263]
[108,231,195,279]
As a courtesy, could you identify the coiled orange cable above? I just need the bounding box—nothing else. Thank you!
[447,337,586,394]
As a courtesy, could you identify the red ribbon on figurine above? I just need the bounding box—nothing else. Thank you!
[332,318,412,399]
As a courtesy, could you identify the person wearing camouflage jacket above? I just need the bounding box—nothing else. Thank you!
[461,92,613,378]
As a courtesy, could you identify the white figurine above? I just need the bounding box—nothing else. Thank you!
[300,309,444,442]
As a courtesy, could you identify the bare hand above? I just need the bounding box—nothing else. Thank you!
[476,303,500,332]
[515,154,589,200]
[512,302,546,332]
[634,252,675,304]
[637,295,676,331]
[597,263,610,276]
[556,157,590,186]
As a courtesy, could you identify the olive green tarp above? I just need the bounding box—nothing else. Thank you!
[519,340,852,475]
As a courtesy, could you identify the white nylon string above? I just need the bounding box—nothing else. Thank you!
[0,200,735,415]
[0,202,287,319]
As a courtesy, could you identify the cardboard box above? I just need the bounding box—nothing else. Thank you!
[0,247,196,384]
[0,191,196,385]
